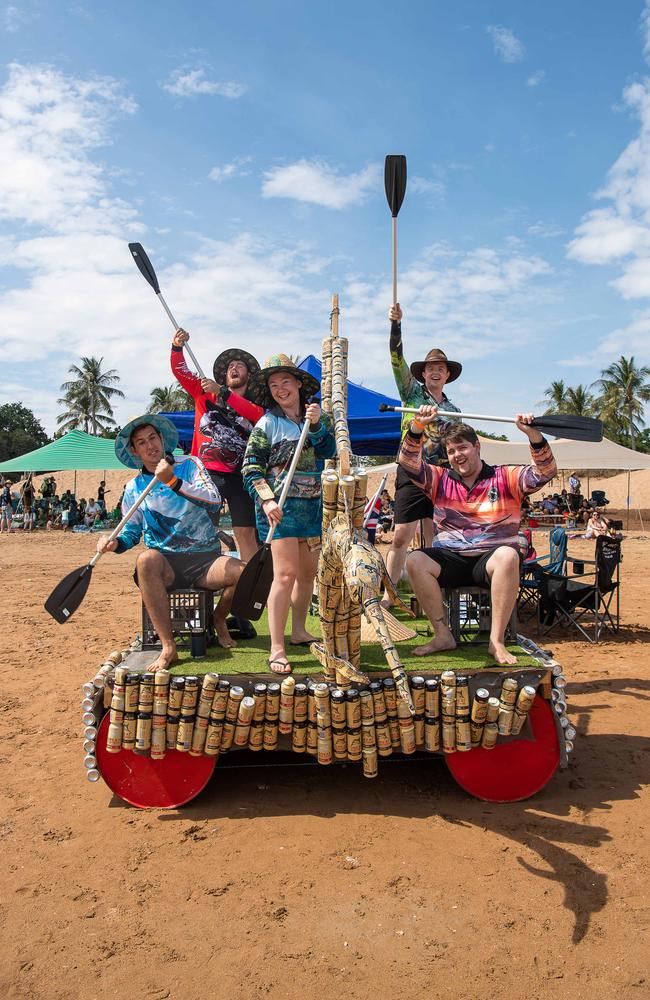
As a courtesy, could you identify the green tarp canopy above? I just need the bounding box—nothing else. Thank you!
[0,429,182,473]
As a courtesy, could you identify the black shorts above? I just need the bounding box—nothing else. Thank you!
[423,547,522,588]
[393,466,434,525]
[134,550,219,591]
[209,470,256,528]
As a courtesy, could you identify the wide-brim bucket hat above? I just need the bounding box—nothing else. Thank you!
[246,354,321,409]
[410,348,462,384]
[213,348,260,386]
[115,414,179,470]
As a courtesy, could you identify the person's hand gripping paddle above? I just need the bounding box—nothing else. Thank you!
[230,418,313,621]
[44,461,171,624]
[128,242,206,378]
[384,154,407,305]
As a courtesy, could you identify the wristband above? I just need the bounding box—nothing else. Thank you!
[411,418,426,433]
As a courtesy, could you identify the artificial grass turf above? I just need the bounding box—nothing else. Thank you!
[168,606,538,677]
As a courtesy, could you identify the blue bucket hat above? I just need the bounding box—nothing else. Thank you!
[115,414,179,470]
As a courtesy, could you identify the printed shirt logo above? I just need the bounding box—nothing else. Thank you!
[487,485,499,504]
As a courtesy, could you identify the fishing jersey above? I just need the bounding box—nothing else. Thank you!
[171,347,264,474]
[242,408,336,504]
[114,455,222,556]
[390,321,460,465]
[398,427,557,556]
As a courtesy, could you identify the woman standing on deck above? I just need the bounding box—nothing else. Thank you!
[243,355,336,674]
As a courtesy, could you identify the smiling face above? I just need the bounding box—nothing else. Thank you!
[267,371,302,411]
[445,436,482,481]
[129,424,164,471]
[226,359,250,392]
[423,359,450,399]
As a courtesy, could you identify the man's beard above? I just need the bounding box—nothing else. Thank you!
[227,374,248,391]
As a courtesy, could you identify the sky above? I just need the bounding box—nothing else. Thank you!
[2,0,650,439]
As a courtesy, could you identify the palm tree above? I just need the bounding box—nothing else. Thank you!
[148,384,193,413]
[592,356,650,449]
[539,380,569,413]
[564,384,595,417]
[57,357,124,435]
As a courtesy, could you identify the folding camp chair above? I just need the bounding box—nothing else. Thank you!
[538,536,621,643]
[518,526,567,621]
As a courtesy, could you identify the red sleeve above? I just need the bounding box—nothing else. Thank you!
[224,390,264,423]
[170,347,205,401]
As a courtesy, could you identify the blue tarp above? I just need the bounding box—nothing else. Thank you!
[163,355,402,456]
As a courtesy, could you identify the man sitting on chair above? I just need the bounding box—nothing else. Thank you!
[399,406,557,665]
[96,414,244,670]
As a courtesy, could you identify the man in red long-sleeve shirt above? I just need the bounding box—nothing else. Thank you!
[171,329,264,566]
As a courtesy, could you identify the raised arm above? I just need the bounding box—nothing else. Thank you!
[388,303,415,400]
[170,329,206,399]
[397,405,441,496]
[156,456,222,512]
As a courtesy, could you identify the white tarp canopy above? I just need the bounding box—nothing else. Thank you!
[365,435,650,472]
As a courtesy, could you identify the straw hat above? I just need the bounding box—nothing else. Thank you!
[360,608,417,643]
[115,414,179,470]
[247,354,321,409]
[212,348,260,386]
[410,348,462,384]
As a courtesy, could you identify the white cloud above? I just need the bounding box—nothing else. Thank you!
[162,68,246,99]
[2,4,32,32]
[262,159,380,210]
[527,220,564,238]
[208,155,252,182]
[486,25,525,64]
[409,175,446,201]
[527,70,545,87]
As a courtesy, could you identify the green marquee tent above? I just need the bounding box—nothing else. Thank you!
[0,429,182,474]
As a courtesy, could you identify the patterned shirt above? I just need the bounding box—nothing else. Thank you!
[115,455,222,555]
[398,427,557,555]
[242,408,336,504]
[390,320,461,465]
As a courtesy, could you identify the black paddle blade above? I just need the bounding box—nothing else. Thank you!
[44,563,94,624]
[128,242,160,294]
[531,413,604,442]
[229,544,274,621]
[378,403,394,412]
[384,155,407,217]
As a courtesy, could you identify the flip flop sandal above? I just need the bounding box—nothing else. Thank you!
[288,639,315,647]
[268,655,292,674]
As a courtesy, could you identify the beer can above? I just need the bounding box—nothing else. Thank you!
[455,676,470,714]
[248,719,265,751]
[314,683,331,728]
[456,714,472,751]
[362,747,378,779]
[332,725,347,760]
[225,686,245,724]
[425,678,440,718]
[121,711,137,750]
[151,723,167,760]
[81,696,97,712]
[166,714,180,750]
[410,676,426,715]
[362,723,377,750]
[175,714,194,753]
[204,715,223,757]
[86,769,100,783]
[330,689,347,727]
[84,725,97,741]
[470,688,490,746]
[279,677,296,734]
[83,753,97,769]
[124,673,140,712]
[253,682,268,722]
[138,673,155,712]
[135,712,152,753]
[359,688,375,724]
[425,717,440,752]
[382,678,397,714]
[168,677,185,713]
[511,685,537,735]
[109,706,124,725]
[388,715,401,750]
[499,677,518,708]
[181,676,200,714]
[347,726,362,761]
[83,738,96,754]
[370,681,387,721]
[196,673,218,719]
[442,719,456,754]
[317,728,333,765]
[376,718,393,756]
[481,722,498,749]
[153,669,171,714]
[113,666,127,697]
[290,719,307,753]
[307,682,317,724]
[106,721,123,754]
[291,682,306,723]
[265,682,281,721]
[82,682,96,697]
[189,714,209,756]
[485,696,500,724]
[234,696,255,747]
[414,714,425,748]
[263,718,279,752]
[345,689,361,729]
[399,717,416,755]
[497,706,514,736]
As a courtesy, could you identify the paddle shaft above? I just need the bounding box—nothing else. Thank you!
[392,217,397,305]
[89,475,159,568]
[264,418,313,544]
[383,404,524,426]
[363,472,389,528]
[155,292,206,378]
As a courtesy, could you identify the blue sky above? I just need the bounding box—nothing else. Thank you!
[2,0,650,438]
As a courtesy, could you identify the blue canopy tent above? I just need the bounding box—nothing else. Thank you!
[163,355,403,456]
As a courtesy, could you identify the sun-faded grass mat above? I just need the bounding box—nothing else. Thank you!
[166,607,537,677]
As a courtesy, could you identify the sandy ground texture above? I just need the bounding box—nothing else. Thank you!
[1,530,649,1000]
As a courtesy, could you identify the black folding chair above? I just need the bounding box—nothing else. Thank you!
[538,536,621,643]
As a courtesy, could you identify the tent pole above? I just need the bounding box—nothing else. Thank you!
[587,474,590,501]
[74,470,77,496]
[627,470,631,532]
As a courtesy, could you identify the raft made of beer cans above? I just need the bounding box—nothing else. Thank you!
[79,634,572,809]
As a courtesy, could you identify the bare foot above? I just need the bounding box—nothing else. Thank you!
[215,620,237,649]
[149,644,179,670]
[488,641,518,666]
[289,631,318,645]
[380,597,396,610]
[413,627,457,656]
[268,653,292,674]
